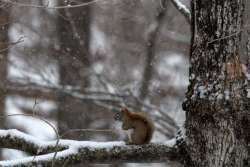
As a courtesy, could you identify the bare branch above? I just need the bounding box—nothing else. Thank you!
[0,36,25,53]
[2,80,179,137]
[170,0,191,23]
[0,129,181,167]
[3,80,126,103]
[3,0,103,9]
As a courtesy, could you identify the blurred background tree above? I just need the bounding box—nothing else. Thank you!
[0,2,10,159]
[0,0,190,166]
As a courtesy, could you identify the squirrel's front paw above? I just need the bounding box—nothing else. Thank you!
[125,141,134,145]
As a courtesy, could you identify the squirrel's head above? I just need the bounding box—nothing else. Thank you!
[113,107,129,121]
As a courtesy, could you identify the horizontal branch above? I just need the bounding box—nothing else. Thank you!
[3,0,102,9]
[0,129,181,167]
[3,80,126,103]
[2,80,179,131]
[0,129,66,155]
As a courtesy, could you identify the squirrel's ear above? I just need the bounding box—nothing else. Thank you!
[121,107,129,113]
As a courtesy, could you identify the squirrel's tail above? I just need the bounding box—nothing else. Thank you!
[144,115,155,143]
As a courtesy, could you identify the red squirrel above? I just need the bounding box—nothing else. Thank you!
[114,108,154,145]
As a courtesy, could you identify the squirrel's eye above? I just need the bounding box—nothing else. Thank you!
[113,112,121,121]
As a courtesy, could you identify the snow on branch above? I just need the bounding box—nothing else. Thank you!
[0,129,66,155]
[0,129,181,167]
[170,0,191,23]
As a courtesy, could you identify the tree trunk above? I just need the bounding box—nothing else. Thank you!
[0,5,10,160]
[138,0,169,106]
[0,5,9,127]
[57,1,92,139]
[183,0,250,166]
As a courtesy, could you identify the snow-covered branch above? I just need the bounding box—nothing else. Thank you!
[0,129,66,155]
[0,129,181,167]
[170,0,191,23]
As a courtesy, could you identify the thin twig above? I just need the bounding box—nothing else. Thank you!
[207,31,241,44]
[0,36,25,53]
[3,0,104,9]
[0,113,60,167]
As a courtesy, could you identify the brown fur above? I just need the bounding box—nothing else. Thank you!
[119,108,154,145]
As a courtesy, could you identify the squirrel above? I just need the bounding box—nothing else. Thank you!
[114,107,154,145]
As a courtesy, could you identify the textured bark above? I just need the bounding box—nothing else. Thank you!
[183,0,250,167]
[247,30,250,93]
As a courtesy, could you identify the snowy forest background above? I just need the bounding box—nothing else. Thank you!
[0,0,191,166]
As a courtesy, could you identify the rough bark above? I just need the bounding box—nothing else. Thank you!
[247,30,250,95]
[183,0,250,167]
